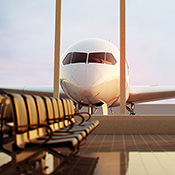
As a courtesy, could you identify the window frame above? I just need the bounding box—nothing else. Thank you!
[71,52,88,64]
[62,52,117,65]
[88,52,105,64]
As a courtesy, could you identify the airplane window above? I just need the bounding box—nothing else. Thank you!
[88,52,105,63]
[106,53,116,65]
[63,52,72,65]
[63,52,116,65]
[72,52,87,63]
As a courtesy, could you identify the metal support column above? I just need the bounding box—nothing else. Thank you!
[120,0,126,114]
[53,0,62,98]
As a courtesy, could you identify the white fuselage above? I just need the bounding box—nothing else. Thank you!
[60,38,129,107]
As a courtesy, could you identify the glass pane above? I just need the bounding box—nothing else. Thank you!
[88,52,105,63]
[72,52,87,63]
[106,53,116,65]
[62,52,72,65]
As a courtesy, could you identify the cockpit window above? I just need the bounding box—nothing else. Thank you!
[88,52,105,63]
[63,52,87,65]
[72,52,87,64]
[88,52,116,65]
[106,53,116,65]
[63,52,72,65]
[63,52,117,65]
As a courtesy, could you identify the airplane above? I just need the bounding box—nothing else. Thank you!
[60,38,175,114]
[1,38,175,115]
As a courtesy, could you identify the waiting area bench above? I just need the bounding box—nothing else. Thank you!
[0,93,100,174]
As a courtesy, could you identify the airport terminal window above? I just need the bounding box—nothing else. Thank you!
[88,52,105,63]
[71,52,87,63]
[106,53,116,65]
[63,52,72,65]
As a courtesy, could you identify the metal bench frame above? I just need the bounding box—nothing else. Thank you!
[0,93,100,174]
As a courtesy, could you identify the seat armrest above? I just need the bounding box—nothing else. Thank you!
[38,124,53,146]
[76,112,92,121]
[73,114,85,125]
[63,117,75,131]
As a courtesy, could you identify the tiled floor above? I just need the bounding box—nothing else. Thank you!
[1,135,175,174]
[80,135,175,152]
[80,135,175,175]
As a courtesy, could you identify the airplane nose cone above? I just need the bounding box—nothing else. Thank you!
[62,64,104,104]
[61,64,119,105]
[71,65,103,88]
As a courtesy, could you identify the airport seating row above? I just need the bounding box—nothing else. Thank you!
[0,93,99,174]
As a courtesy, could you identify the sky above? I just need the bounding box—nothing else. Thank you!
[1,0,175,89]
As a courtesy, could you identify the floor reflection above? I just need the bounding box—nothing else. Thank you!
[84,152,129,175]
[82,152,175,175]
[1,135,175,174]
[2,151,175,175]
[128,152,175,175]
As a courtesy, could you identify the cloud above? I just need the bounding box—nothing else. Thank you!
[61,0,119,50]
[127,0,175,85]
[0,0,55,85]
[1,0,175,87]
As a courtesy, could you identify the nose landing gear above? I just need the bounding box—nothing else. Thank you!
[126,103,136,115]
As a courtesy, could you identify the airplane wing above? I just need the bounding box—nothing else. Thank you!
[127,85,175,104]
[1,85,175,107]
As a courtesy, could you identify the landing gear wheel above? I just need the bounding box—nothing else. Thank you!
[126,103,136,115]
